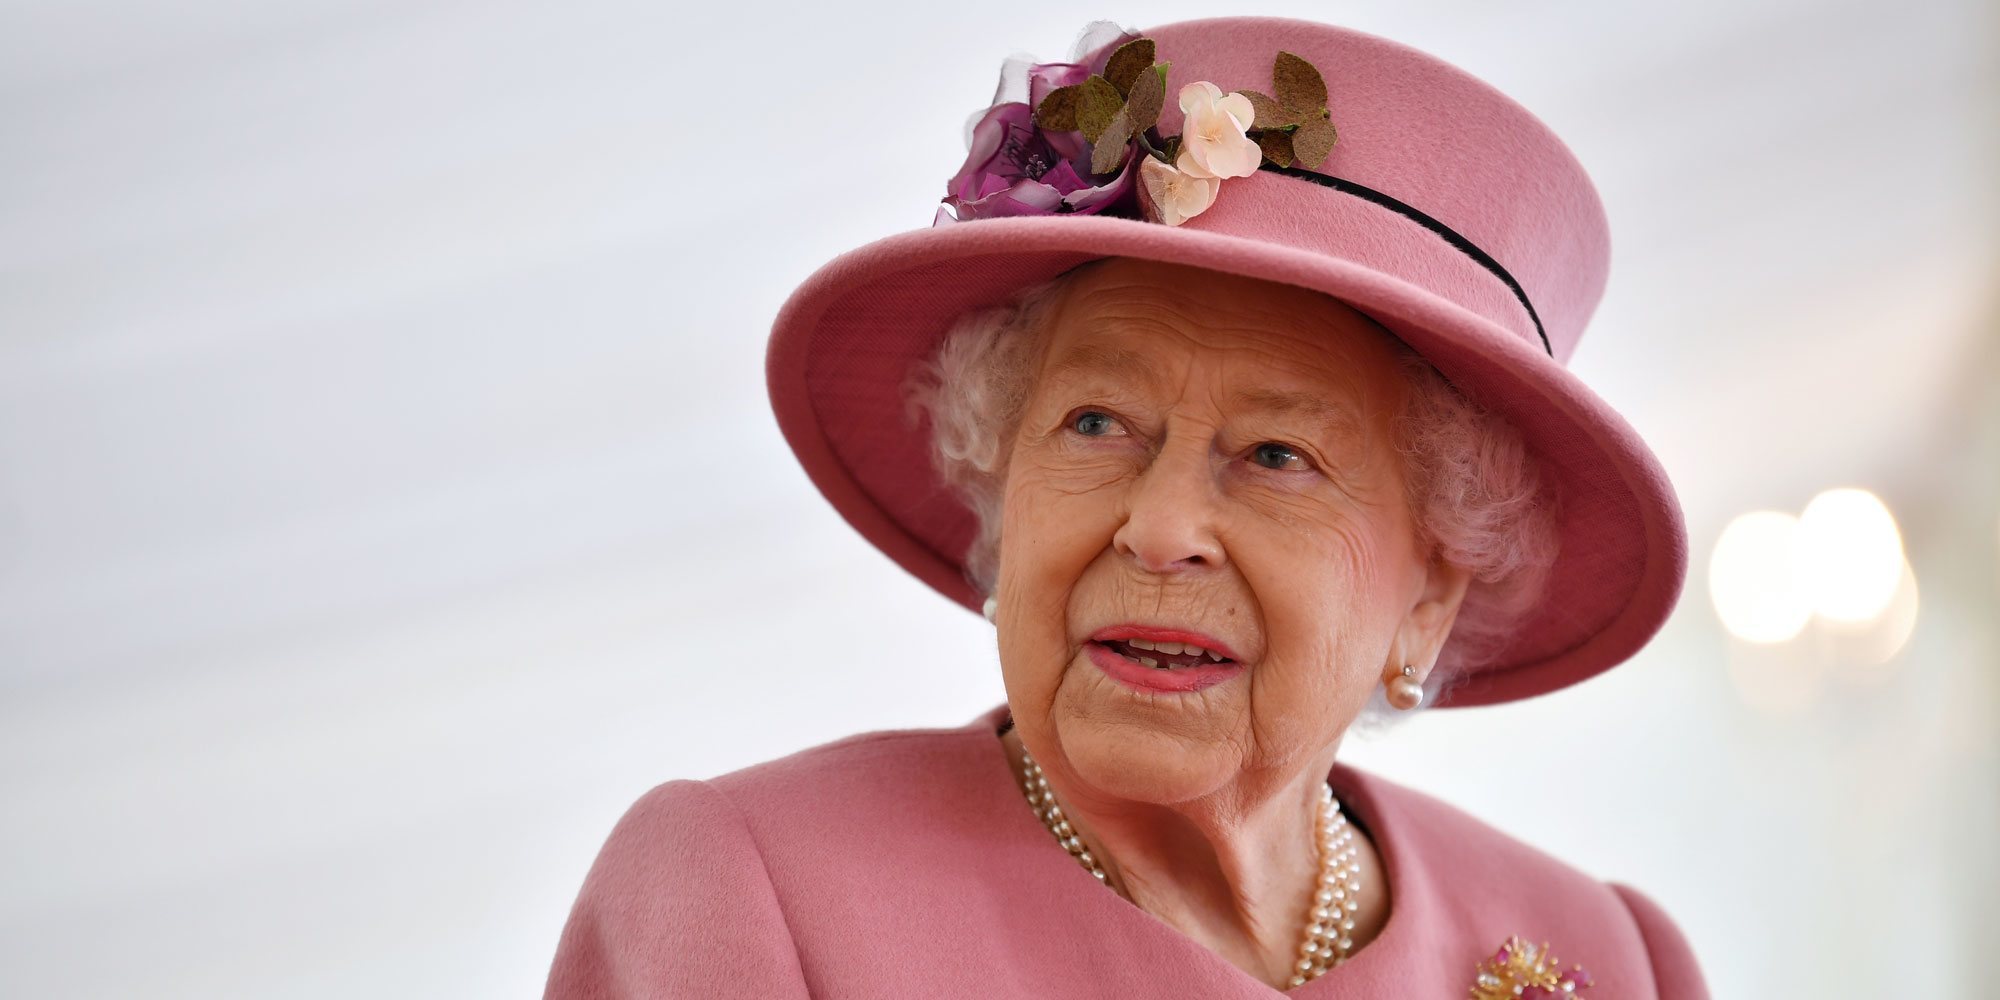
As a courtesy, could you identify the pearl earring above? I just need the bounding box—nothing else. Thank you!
[982,597,998,624]
[1387,663,1424,710]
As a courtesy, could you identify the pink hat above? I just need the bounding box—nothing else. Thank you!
[765,16,1688,707]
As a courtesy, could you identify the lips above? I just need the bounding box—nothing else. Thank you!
[1085,624,1246,694]
[1089,624,1244,664]
[1100,637,1230,668]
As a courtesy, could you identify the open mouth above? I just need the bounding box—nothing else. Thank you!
[1098,638,1236,670]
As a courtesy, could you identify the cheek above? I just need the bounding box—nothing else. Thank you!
[1233,510,1403,691]
[993,454,1131,676]
[997,443,1137,589]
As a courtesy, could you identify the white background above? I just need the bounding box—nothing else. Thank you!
[3,1,1996,996]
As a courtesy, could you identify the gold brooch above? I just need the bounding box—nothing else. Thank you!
[1469,935,1596,999]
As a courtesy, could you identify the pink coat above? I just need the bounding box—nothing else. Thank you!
[544,703,1709,998]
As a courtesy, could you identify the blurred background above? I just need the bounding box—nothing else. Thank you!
[3,0,1995,996]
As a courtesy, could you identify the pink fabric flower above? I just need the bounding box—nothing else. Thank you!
[936,58,1140,224]
[1173,81,1261,180]
[1138,156,1221,226]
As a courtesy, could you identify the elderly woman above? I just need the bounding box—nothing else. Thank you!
[544,16,1705,999]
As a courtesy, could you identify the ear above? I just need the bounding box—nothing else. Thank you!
[1386,554,1474,684]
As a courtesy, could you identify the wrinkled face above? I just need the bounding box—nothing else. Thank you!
[993,258,1437,805]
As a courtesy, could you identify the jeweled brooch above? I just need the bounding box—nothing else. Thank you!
[1469,935,1596,999]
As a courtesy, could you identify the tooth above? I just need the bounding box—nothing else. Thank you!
[1128,639,1157,652]
[1138,657,1159,668]
[1156,641,1184,655]
[1207,649,1225,662]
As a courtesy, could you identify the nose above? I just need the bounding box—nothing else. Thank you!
[1111,434,1227,575]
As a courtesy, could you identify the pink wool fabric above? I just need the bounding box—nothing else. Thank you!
[765,17,1690,708]
[543,704,1710,998]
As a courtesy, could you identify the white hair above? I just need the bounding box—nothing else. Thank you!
[904,264,1562,724]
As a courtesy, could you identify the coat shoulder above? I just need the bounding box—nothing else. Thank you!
[546,720,997,998]
[545,778,812,998]
[1605,881,1711,999]
[1339,765,1710,999]
[703,718,999,816]
[1346,764,1608,887]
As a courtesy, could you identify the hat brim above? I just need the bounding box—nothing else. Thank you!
[767,206,1686,709]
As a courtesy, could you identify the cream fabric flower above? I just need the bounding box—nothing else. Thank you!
[1174,81,1261,180]
[1139,156,1222,226]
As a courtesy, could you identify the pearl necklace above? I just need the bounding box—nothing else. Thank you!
[1016,747,1364,986]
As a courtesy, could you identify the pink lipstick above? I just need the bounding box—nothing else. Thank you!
[1085,624,1247,694]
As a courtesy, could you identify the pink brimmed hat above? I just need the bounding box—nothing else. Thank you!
[765,16,1688,707]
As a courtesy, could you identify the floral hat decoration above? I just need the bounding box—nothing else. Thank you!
[766,17,1690,709]
[938,22,1342,228]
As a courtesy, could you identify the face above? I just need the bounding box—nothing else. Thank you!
[992,258,1467,808]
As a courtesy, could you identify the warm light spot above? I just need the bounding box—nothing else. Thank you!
[1796,488,1905,623]
[1709,510,1812,643]
[1826,557,1921,668]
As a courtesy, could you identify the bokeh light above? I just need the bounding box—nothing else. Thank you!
[1709,510,1812,643]
[1795,488,1907,623]
[1825,557,1921,668]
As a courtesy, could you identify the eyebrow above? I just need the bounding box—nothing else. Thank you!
[1040,340,1369,438]
[1229,387,1366,434]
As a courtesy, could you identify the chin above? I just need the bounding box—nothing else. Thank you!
[1051,691,1242,802]
[1069,740,1237,804]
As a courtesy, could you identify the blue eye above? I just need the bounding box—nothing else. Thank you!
[1251,442,1304,470]
[1071,410,1116,436]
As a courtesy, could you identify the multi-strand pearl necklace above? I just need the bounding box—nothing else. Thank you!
[1016,746,1364,987]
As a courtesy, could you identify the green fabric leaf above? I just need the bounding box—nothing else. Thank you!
[1237,90,1298,129]
[1034,85,1081,131]
[1103,38,1156,96]
[1076,75,1124,143]
[1123,57,1165,132]
[1257,129,1295,168]
[1090,110,1134,174]
[1272,51,1328,113]
[1290,114,1338,168]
